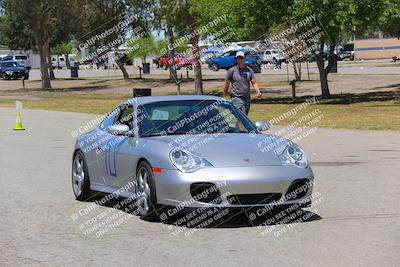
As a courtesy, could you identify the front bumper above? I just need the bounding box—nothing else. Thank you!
[154,165,314,209]
[5,72,25,79]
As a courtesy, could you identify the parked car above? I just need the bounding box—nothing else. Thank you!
[207,50,261,71]
[336,49,354,61]
[0,61,29,80]
[72,95,315,221]
[52,55,67,69]
[159,54,193,70]
[262,49,286,64]
[52,54,77,69]
[1,54,31,70]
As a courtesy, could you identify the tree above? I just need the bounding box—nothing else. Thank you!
[291,0,384,98]
[149,0,187,82]
[51,42,73,68]
[0,0,53,88]
[379,0,400,38]
[76,0,143,79]
[182,1,203,94]
[188,0,294,94]
[190,0,294,41]
[0,0,79,88]
[127,35,157,64]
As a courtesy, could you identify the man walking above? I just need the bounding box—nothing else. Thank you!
[223,51,262,115]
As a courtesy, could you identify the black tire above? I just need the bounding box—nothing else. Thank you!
[24,73,29,80]
[72,151,91,201]
[136,161,160,221]
[211,63,219,71]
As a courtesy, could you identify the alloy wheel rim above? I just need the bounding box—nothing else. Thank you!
[72,154,85,197]
[137,167,151,215]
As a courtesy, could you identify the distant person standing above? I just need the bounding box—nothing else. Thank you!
[223,51,262,115]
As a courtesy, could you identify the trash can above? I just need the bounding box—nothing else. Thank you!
[142,63,150,74]
[133,88,151,97]
[329,58,337,73]
[71,64,79,78]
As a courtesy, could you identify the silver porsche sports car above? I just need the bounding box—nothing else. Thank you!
[72,95,314,221]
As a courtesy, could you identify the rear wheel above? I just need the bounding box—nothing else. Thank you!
[72,151,91,201]
[136,161,160,221]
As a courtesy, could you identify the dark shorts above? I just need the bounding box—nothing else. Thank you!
[231,96,251,115]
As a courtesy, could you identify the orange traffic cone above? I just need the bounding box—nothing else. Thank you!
[13,100,25,131]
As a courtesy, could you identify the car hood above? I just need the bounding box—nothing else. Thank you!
[1,67,26,72]
[147,133,285,168]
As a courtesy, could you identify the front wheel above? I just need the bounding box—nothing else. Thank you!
[211,63,219,71]
[136,161,160,221]
[72,151,91,201]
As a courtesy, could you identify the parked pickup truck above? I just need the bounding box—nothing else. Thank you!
[159,54,193,70]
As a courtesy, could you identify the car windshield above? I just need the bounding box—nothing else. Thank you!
[138,100,257,137]
[1,62,21,67]
[15,56,27,60]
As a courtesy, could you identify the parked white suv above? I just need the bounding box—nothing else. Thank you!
[262,49,286,64]
[2,54,31,70]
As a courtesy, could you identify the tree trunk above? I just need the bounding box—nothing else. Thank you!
[319,67,330,98]
[166,25,177,83]
[292,62,302,81]
[116,58,129,79]
[39,46,51,89]
[316,41,330,98]
[65,53,70,69]
[190,14,203,95]
[34,32,51,89]
[47,51,55,80]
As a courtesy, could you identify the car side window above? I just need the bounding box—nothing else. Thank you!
[229,51,237,56]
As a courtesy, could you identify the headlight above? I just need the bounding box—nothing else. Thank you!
[169,148,213,173]
[5,71,13,75]
[277,144,308,168]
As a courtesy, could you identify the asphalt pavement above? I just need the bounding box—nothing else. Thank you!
[0,108,399,266]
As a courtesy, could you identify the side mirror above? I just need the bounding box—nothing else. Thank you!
[255,120,271,132]
[108,124,130,136]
